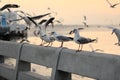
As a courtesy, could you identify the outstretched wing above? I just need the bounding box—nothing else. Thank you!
[112,2,120,7]
[0,4,20,11]
[106,0,112,6]
[30,13,51,20]
[27,17,38,26]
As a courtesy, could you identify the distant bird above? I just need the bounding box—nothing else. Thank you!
[69,28,97,51]
[51,31,73,47]
[83,16,87,21]
[83,22,89,27]
[0,4,20,11]
[111,28,120,46]
[106,0,120,8]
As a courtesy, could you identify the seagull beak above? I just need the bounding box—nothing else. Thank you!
[68,30,73,34]
[111,31,114,35]
[111,29,115,35]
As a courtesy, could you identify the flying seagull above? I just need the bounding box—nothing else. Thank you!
[0,4,20,11]
[83,22,89,27]
[83,16,87,21]
[106,0,120,8]
[69,28,97,51]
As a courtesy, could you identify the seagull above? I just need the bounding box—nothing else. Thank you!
[50,31,73,47]
[106,0,120,8]
[34,29,55,46]
[69,28,97,51]
[83,22,89,27]
[111,28,120,46]
[83,16,87,21]
[106,26,120,46]
[0,4,20,11]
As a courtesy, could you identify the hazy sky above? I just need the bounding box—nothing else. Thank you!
[1,0,120,25]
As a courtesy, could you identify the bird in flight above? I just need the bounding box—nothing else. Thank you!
[106,0,120,8]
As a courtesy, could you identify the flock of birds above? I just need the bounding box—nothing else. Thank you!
[0,1,120,52]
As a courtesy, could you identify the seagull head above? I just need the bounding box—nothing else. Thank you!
[112,28,117,34]
[69,28,84,34]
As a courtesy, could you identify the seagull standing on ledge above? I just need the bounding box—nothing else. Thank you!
[69,28,97,51]
[29,17,55,46]
[51,31,73,47]
[111,28,120,46]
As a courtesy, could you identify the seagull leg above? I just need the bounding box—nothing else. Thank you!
[46,42,50,47]
[118,41,120,46]
[40,40,43,46]
[80,45,83,51]
[60,42,63,47]
[76,44,81,52]
[50,42,53,46]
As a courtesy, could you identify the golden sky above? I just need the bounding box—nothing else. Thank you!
[1,0,120,25]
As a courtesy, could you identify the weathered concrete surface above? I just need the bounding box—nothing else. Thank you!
[58,48,120,80]
[0,64,15,80]
[0,41,21,58]
[0,41,120,80]
[18,72,50,80]
[20,44,60,68]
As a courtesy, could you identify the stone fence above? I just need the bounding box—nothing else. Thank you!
[0,41,120,80]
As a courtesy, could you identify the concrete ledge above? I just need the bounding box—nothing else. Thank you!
[0,41,21,58]
[58,49,120,80]
[0,63,15,80]
[20,44,60,68]
[18,72,50,80]
[0,41,120,80]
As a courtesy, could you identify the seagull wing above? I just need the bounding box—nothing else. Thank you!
[38,19,47,24]
[9,18,23,22]
[77,37,96,44]
[57,36,73,41]
[49,37,55,41]
[112,2,120,7]
[44,17,55,30]
[27,17,38,26]
[106,0,112,6]
[31,13,51,20]
[0,4,20,11]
